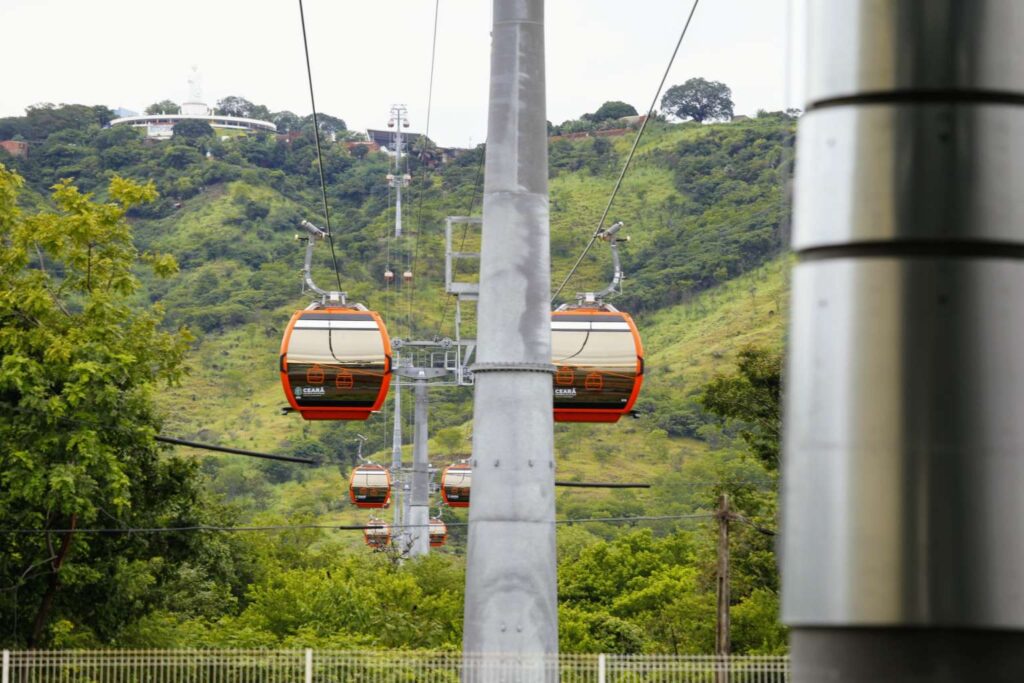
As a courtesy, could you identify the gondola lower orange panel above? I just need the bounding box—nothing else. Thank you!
[280,308,392,420]
[551,309,644,423]
[440,464,472,508]
[429,518,448,548]
[364,519,391,549]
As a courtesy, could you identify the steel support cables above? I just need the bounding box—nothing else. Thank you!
[551,0,701,302]
[298,0,344,291]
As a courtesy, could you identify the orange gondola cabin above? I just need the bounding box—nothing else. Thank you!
[349,464,392,508]
[429,518,448,548]
[280,308,392,420]
[440,463,472,508]
[551,309,644,423]
[364,519,391,549]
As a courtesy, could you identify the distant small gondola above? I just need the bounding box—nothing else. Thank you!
[364,519,391,549]
[440,463,472,508]
[280,308,392,420]
[429,518,448,548]
[349,464,392,508]
[551,309,644,423]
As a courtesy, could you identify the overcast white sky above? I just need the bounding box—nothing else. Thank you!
[0,0,802,147]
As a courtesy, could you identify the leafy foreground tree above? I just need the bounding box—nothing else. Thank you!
[0,165,228,646]
[661,78,735,123]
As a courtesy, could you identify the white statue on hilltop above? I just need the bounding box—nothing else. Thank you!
[182,67,210,117]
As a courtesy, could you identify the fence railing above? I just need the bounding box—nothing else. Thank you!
[1,649,789,683]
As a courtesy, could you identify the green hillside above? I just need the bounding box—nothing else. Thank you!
[1,103,793,650]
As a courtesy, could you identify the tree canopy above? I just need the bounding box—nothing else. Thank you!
[661,78,735,123]
[172,119,215,140]
[587,101,639,123]
[145,100,181,115]
[216,96,271,121]
[0,104,114,141]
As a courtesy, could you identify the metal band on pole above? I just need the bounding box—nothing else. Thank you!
[469,362,557,375]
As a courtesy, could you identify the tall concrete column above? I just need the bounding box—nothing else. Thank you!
[408,379,431,557]
[783,2,1024,680]
[463,0,557,679]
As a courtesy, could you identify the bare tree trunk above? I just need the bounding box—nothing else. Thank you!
[28,514,77,647]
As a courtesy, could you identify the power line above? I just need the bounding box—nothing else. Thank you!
[551,0,702,302]
[298,0,344,292]
[554,481,650,489]
[0,513,716,536]
[408,0,442,339]
[423,0,441,142]
[155,435,316,465]
[4,401,777,490]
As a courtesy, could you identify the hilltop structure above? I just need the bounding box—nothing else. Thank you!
[109,69,275,140]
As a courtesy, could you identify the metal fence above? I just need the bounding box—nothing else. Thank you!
[1,650,789,683]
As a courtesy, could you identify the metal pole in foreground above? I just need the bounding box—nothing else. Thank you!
[463,0,557,679]
[408,378,431,557]
[782,2,1024,680]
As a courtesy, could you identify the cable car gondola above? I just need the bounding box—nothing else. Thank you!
[280,307,392,420]
[429,518,448,548]
[280,220,392,421]
[349,463,392,508]
[551,308,644,423]
[364,519,391,549]
[440,463,472,508]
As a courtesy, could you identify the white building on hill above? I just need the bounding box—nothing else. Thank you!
[109,69,276,140]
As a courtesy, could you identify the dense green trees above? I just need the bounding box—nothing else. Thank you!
[0,103,114,141]
[662,78,735,123]
[701,347,782,470]
[216,96,271,121]
[623,117,794,313]
[172,119,215,140]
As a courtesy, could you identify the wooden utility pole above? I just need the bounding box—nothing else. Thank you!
[715,494,730,683]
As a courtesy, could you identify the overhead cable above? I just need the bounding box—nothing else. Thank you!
[551,0,702,302]
[298,0,344,291]
[554,481,650,489]
[409,0,442,338]
[0,513,716,535]
[155,435,317,465]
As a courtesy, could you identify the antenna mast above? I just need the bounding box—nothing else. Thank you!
[387,104,411,238]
